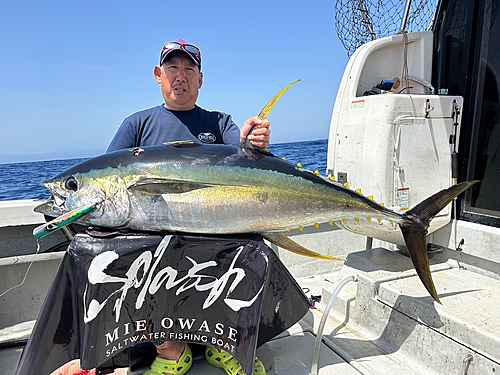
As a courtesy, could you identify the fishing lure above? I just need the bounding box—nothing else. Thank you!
[33,204,95,238]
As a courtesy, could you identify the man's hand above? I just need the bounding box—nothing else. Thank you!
[240,116,271,149]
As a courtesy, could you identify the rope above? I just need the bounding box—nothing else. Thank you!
[0,240,41,297]
[401,30,410,94]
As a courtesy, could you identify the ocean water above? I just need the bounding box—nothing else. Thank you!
[0,139,328,202]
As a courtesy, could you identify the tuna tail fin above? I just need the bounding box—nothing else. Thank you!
[399,181,479,303]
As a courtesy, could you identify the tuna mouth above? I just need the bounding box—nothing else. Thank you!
[34,192,67,217]
[34,199,64,217]
[52,191,67,207]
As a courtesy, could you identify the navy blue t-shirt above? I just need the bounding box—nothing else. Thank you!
[107,105,241,153]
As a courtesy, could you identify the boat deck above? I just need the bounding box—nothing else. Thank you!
[3,247,500,375]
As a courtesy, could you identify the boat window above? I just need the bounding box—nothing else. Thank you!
[433,0,473,97]
[469,1,500,216]
[434,0,500,226]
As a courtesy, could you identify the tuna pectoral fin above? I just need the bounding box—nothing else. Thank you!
[263,232,343,261]
[128,179,215,194]
[400,181,479,303]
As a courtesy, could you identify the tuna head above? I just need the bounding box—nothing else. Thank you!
[35,166,131,228]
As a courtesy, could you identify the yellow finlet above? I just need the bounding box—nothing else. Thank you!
[367,218,372,223]
[314,170,321,175]
[380,203,385,207]
[299,226,305,231]
[329,176,336,182]
[377,219,382,224]
[344,182,350,188]
[355,218,360,224]
[368,196,374,201]
[297,163,303,168]
[315,223,320,228]
[281,157,287,161]
[355,189,362,195]
[329,221,334,226]
[258,80,301,120]
[342,219,347,225]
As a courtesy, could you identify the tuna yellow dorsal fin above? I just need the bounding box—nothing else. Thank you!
[258,80,301,120]
[244,80,300,149]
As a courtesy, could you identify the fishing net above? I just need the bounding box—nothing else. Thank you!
[335,0,439,56]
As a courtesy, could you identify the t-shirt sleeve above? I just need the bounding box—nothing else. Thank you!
[220,113,241,146]
[106,117,137,153]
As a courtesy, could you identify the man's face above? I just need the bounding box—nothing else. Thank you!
[154,53,203,111]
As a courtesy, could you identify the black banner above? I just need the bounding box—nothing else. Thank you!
[16,233,310,375]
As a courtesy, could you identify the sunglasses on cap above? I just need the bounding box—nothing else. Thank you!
[160,41,201,66]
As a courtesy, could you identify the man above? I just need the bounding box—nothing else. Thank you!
[107,39,268,375]
[107,39,270,153]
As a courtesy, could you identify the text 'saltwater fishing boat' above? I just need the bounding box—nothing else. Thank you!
[1,1,500,374]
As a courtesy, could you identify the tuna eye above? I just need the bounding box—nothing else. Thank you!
[65,177,78,191]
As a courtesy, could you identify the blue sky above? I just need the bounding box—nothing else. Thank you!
[0,0,348,160]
